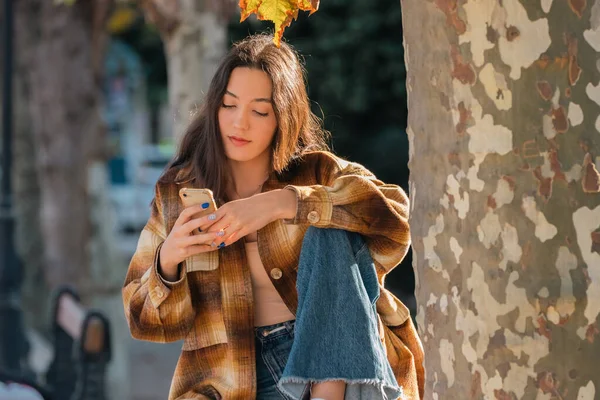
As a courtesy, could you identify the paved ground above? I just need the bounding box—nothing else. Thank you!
[129,339,181,400]
[117,232,181,400]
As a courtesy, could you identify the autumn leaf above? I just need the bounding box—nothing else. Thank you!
[239,0,320,47]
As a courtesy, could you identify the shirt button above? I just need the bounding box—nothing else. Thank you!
[270,268,283,280]
[155,288,164,298]
[307,210,320,224]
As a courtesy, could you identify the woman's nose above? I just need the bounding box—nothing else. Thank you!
[233,108,249,130]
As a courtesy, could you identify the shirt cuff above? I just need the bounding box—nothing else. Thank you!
[282,185,333,226]
[147,242,187,309]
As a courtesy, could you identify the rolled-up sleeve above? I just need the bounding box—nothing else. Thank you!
[284,152,411,275]
[122,185,195,343]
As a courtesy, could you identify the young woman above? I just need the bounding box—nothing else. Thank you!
[122,35,423,400]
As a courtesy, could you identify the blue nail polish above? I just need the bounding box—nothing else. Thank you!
[202,202,209,209]
[218,242,225,248]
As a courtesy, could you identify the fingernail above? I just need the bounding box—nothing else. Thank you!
[216,230,225,237]
[218,242,225,248]
[211,242,217,248]
[202,202,209,209]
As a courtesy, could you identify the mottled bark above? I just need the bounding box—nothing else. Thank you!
[402,0,600,398]
[137,0,235,139]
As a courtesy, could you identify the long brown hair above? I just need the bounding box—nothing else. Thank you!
[165,34,329,202]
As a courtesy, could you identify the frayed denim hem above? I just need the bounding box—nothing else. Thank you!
[277,376,404,400]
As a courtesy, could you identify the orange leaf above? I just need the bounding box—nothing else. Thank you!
[239,0,320,47]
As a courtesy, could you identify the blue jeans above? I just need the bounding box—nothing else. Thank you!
[279,228,402,400]
[255,320,297,400]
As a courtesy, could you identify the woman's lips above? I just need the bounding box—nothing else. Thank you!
[228,136,251,147]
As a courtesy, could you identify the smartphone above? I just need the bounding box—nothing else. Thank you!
[178,188,218,235]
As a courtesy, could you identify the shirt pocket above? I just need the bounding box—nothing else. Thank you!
[182,314,228,351]
[181,269,228,351]
[185,250,218,272]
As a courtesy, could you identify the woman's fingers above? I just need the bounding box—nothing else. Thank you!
[180,216,208,236]
[211,225,245,248]
[198,211,226,232]
[184,244,214,257]
[178,232,215,248]
[174,204,206,227]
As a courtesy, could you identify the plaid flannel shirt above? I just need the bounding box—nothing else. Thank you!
[122,151,424,400]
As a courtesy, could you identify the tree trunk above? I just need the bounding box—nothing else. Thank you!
[137,0,233,140]
[402,0,600,398]
[19,0,114,293]
[14,1,130,396]
[13,1,48,334]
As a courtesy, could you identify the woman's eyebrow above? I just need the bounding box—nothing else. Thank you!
[225,90,272,103]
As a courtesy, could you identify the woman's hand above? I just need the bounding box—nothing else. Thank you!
[158,204,220,280]
[198,189,297,248]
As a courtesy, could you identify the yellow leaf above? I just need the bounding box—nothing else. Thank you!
[239,0,320,47]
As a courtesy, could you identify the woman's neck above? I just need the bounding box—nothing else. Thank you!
[227,153,271,199]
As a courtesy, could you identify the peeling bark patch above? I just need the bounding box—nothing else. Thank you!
[492,178,514,208]
[567,35,582,85]
[440,294,449,315]
[534,166,553,202]
[568,0,587,18]
[543,114,557,140]
[460,0,504,67]
[446,174,470,218]
[439,339,456,388]
[577,381,596,399]
[451,47,477,85]
[568,102,584,126]
[498,0,551,80]
[480,63,512,110]
[541,0,553,13]
[449,237,463,264]
[566,164,583,182]
[522,196,558,242]
[478,210,502,248]
[592,230,600,253]
[537,371,561,397]
[549,149,566,181]
[536,81,553,101]
[555,247,577,319]
[582,153,600,193]
[585,82,600,106]
[434,0,467,34]
[456,101,473,135]
[573,206,600,327]
[551,106,569,133]
[500,224,522,270]
[467,115,513,191]
[424,214,449,279]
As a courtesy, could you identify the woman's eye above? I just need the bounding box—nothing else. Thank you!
[253,110,268,117]
[222,104,235,109]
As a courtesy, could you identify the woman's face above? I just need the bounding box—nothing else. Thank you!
[218,67,278,164]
